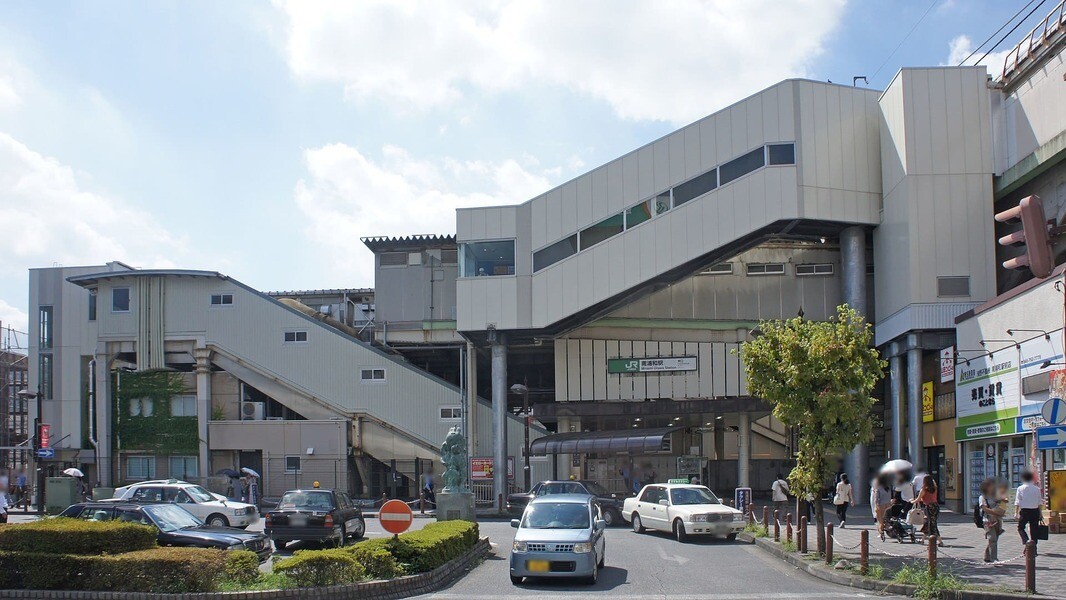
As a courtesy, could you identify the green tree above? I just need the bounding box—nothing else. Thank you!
[739,305,885,553]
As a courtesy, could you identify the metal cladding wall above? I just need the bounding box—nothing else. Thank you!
[457,79,882,333]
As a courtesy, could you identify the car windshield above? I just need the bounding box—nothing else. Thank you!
[536,482,587,496]
[278,491,334,510]
[582,482,610,496]
[185,486,216,503]
[669,487,720,505]
[522,502,590,529]
[144,504,203,532]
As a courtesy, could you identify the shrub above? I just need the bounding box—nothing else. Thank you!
[0,517,157,555]
[275,548,366,587]
[347,544,404,579]
[224,549,260,585]
[370,519,479,573]
[0,547,227,593]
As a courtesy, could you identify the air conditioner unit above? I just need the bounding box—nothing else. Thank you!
[241,402,265,420]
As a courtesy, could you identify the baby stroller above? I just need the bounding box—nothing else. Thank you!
[884,501,918,543]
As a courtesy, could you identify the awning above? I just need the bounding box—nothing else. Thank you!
[529,426,683,455]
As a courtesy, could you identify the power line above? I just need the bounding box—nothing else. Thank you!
[871,0,941,82]
[958,0,1042,65]
[975,0,1048,67]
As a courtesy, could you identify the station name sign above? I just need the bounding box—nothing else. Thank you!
[608,356,697,374]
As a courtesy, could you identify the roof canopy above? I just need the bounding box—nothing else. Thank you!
[529,426,682,455]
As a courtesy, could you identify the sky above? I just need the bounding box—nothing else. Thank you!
[0,0,1050,335]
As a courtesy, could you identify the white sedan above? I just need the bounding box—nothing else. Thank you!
[622,483,745,542]
[109,479,259,528]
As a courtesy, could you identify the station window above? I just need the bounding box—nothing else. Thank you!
[767,143,796,165]
[127,456,156,480]
[796,263,834,276]
[672,169,718,207]
[719,147,766,186]
[88,291,97,321]
[700,263,733,275]
[284,331,308,343]
[170,395,197,417]
[746,263,786,276]
[38,306,53,349]
[460,240,515,277]
[579,214,624,250]
[285,456,301,473]
[937,276,970,297]
[380,252,407,267]
[210,293,234,306]
[439,406,462,421]
[112,287,131,313]
[533,235,578,272]
[361,368,386,382]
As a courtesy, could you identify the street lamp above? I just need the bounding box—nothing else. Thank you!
[16,389,43,515]
[510,380,531,490]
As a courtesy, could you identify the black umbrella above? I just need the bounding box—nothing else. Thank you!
[216,468,240,477]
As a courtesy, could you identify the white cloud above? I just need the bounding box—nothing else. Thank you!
[0,299,28,334]
[0,132,193,304]
[294,143,554,282]
[275,0,847,124]
[944,34,1011,77]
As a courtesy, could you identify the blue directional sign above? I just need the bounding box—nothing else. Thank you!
[1042,398,1066,425]
[1036,426,1066,450]
[36,448,55,459]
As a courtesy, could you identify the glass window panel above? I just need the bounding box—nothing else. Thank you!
[579,213,624,249]
[112,288,131,313]
[653,192,671,216]
[39,354,53,400]
[768,143,795,165]
[672,169,718,206]
[460,240,516,277]
[38,306,53,349]
[88,292,97,321]
[625,202,652,229]
[719,147,766,185]
[533,235,578,272]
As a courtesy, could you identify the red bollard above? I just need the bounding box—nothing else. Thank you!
[825,523,834,565]
[786,513,793,545]
[773,510,781,541]
[419,491,425,514]
[860,529,869,575]
[1025,541,1037,593]
[928,536,937,578]
[799,516,808,553]
[748,503,755,525]
[762,506,770,530]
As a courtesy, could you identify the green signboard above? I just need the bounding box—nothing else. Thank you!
[608,356,697,374]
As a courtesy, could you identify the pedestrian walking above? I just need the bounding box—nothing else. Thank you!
[978,478,1004,563]
[833,474,853,528]
[771,473,790,520]
[13,469,26,509]
[1014,470,1044,550]
[870,474,893,541]
[916,474,942,545]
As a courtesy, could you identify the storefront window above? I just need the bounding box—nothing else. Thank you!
[459,240,515,277]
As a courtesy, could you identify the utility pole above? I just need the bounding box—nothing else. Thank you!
[510,380,531,490]
[18,389,43,515]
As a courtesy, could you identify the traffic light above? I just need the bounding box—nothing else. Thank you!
[995,195,1056,278]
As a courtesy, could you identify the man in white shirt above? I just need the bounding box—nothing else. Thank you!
[1015,471,1043,548]
[771,474,790,520]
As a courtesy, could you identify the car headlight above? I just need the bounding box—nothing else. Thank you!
[690,514,709,522]
[512,541,527,552]
[226,543,244,551]
[573,542,592,553]
[732,513,746,522]
[233,509,245,516]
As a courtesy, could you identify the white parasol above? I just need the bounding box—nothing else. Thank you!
[241,467,260,478]
[879,459,912,474]
[62,468,85,478]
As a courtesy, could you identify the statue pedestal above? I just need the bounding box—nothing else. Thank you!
[436,491,476,522]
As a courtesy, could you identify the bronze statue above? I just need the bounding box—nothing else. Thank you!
[440,426,468,493]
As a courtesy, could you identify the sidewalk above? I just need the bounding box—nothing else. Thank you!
[762,505,1066,595]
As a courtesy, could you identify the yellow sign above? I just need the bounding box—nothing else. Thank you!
[922,381,934,423]
[1050,470,1066,514]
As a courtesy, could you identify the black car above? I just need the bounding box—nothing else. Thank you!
[263,489,365,550]
[506,480,626,526]
[59,502,272,562]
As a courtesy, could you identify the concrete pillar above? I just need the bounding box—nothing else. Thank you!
[738,412,751,488]
[889,354,904,460]
[193,347,212,481]
[906,343,923,471]
[94,353,112,487]
[491,338,507,511]
[840,226,869,502]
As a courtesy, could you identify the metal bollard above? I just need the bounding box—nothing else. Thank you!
[799,516,808,553]
[419,491,425,514]
[859,529,869,575]
[762,506,769,530]
[773,509,780,542]
[748,503,755,525]
[786,513,793,545]
[825,523,834,565]
[927,536,938,578]
[1025,541,1037,593]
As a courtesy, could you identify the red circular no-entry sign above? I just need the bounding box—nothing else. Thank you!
[379,499,414,535]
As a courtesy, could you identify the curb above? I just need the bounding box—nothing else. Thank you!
[740,533,1050,600]
[0,537,492,600]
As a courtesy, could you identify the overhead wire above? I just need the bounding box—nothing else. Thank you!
[870,0,941,82]
[958,0,1042,65]
[974,0,1049,67]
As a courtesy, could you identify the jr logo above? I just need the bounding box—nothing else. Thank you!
[624,361,640,370]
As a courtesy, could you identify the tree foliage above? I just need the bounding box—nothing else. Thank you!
[739,305,885,550]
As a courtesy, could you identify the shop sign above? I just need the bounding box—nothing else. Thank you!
[608,356,697,374]
[470,457,514,480]
[922,382,934,423]
[1017,414,1050,432]
[955,418,1016,441]
[956,349,1019,422]
[940,347,954,383]
[1048,470,1066,514]
[1019,333,1064,379]
[676,456,701,475]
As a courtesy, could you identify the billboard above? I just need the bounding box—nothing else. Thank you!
[470,457,515,480]
[956,349,1019,422]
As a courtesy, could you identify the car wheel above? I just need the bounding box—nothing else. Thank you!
[274,540,287,551]
[206,514,229,527]
[632,513,645,534]
[673,519,688,543]
[334,526,347,547]
[510,575,523,585]
[349,518,366,540]
[602,509,616,527]
[726,533,738,541]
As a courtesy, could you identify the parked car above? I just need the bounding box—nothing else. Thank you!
[59,502,272,562]
[263,489,365,550]
[509,494,606,585]
[113,479,228,502]
[622,483,745,542]
[506,480,625,526]
[108,479,258,528]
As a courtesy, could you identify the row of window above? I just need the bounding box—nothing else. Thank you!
[531,143,797,273]
[127,455,198,480]
[127,395,198,418]
[697,262,835,277]
[380,249,459,267]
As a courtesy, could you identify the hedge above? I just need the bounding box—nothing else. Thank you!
[0,518,157,555]
[0,547,228,593]
[347,520,479,574]
[275,548,366,587]
[347,544,404,579]
[224,550,261,585]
